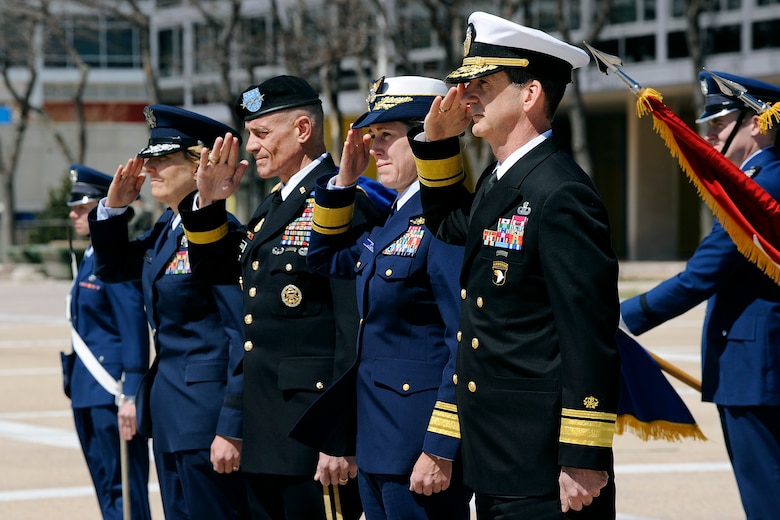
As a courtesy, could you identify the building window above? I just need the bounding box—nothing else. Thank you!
[158,28,183,77]
[43,16,140,69]
[667,31,689,59]
[625,35,656,62]
[753,19,780,49]
[706,24,741,54]
[241,17,270,68]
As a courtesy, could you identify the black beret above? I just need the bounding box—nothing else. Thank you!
[234,75,322,121]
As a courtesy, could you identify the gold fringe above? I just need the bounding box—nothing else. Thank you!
[638,89,780,286]
[636,88,662,117]
[759,101,780,133]
[616,414,708,442]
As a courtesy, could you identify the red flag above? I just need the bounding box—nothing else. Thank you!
[636,88,780,284]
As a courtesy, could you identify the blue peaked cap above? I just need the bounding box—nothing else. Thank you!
[138,104,242,158]
[696,70,780,123]
[68,164,112,206]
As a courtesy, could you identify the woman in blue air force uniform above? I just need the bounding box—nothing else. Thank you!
[87,105,249,519]
[65,164,151,520]
[294,76,471,520]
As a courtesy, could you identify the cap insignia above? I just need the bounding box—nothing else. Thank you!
[143,106,157,128]
[463,23,475,57]
[69,168,78,183]
[367,77,385,108]
[700,78,709,96]
[242,87,265,113]
[373,96,414,111]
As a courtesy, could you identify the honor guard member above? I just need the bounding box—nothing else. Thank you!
[621,72,780,520]
[178,75,392,520]
[407,12,621,519]
[292,76,471,519]
[63,165,151,520]
[88,105,250,519]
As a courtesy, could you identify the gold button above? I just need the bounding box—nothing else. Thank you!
[471,338,479,349]
[457,331,462,342]
[468,381,477,393]
[385,268,393,277]
[251,261,260,271]
[402,383,410,392]
[248,287,257,297]
[244,314,253,325]
[359,318,364,325]
[452,374,458,385]
[356,261,362,268]
[315,381,325,390]
[285,263,293,272]
[476,296,484,308]
[243,341,253,352]
[460,289,467,300]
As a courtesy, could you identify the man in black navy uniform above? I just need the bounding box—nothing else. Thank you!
[407,11,621,520]
[621,71,780,520]
[179,75,392,520]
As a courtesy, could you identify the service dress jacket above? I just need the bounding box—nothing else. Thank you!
[179,156,386,476]
[409,131,621,496]
[68,250,149,408]
[88,206,244,453]
[302,181,464,475]
[622,146,780,406]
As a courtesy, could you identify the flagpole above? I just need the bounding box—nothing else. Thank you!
[645,350,702,393]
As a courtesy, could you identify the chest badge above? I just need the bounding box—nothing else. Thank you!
[492,261,508,286]
[281,284,303,308]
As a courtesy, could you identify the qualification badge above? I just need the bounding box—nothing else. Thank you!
[281,284,303,308]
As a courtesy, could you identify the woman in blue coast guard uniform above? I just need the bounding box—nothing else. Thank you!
[621,71,780,520]
[65,164,151,520]
[87,105,249,519]
[296,76,471,520]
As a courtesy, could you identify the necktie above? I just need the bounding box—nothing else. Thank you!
[473,167,498,210]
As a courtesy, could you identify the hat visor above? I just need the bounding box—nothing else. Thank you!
[67,194,102,206]
[695,107,739,124]
[446,63,504,83]
[137,142,185,158]
[353,103,434,129]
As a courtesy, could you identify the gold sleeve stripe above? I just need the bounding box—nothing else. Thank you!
[427,402,460,439]
[562,408,618,422]
[414,155,465,188]
[559,413,616,448]
[312,202,354,236]
[434,400,458,413]
[183,222,229,245]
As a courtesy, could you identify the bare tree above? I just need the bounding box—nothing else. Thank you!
[556,0,614,176]
[0,0,94,254]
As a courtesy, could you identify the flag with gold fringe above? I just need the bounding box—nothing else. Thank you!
[636,88,780,285]
[616,329,707,442]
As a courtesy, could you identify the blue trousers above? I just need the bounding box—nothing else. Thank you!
[73,405,151,520]
[719,405,780,520]
[358,470,471,520]
[154,447,249,520]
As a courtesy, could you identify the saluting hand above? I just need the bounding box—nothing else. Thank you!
[196,132,249,207]
[424,84,472,141]
[334,127,371,187]
[107,157,145,209]
[409,451,452,496]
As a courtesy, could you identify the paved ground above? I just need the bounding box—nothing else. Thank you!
[0,262,746,519]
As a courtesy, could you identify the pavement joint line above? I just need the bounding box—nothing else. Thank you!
[0,367,60,376]
[0,419,80,449]
[0,483,161,502]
